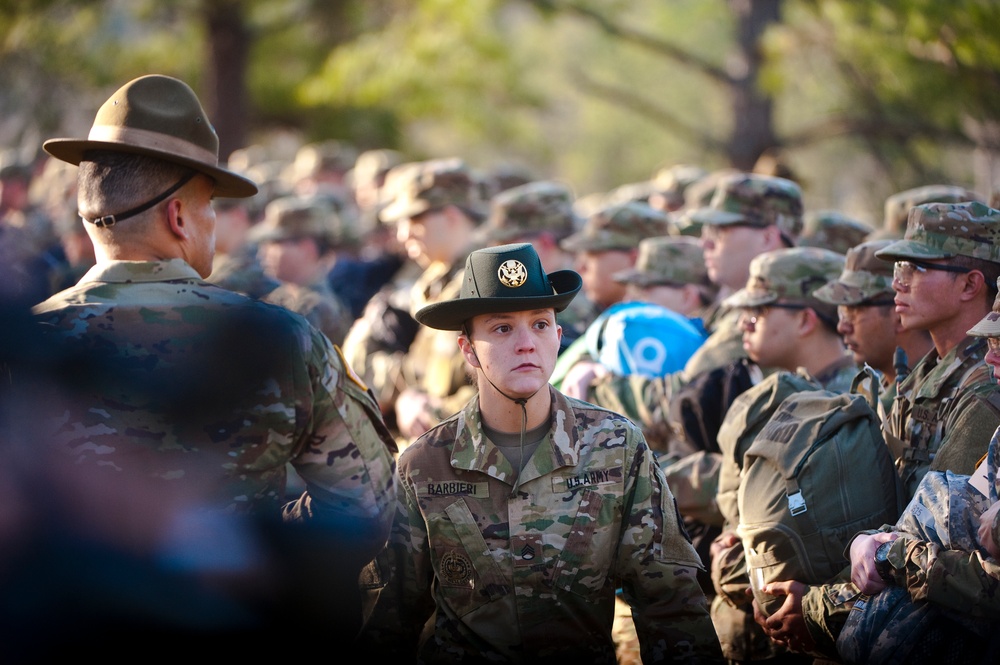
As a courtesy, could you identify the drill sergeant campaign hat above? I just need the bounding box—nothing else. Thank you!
[559,201,672,253]
[724,246,846,325]
[814,239,896,306]
[378,157,487,224]
[612,235,712,289]
[414,242,582,331]
[43,74,257,202]
[477,180,580,245]
[689,172,804,245]
[967,277,1000,338]
[874,201,1000,263]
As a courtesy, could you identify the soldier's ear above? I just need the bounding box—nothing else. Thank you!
[957,268,987,303]
[458,331,482,368]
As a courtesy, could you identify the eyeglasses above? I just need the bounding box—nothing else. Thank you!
[837,299,896,323]
[893,259,971,286]
[744,303,806,326]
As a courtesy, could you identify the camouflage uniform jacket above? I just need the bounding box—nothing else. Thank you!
[885,335,1000,498]
[207,246,279,300]
[263,276,353,346]
[33,260,397,550]
[359,386,723,663]
[836,427,1000,663]
[801,336,1000,656]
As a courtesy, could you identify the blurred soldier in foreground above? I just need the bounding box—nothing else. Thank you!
[19,74,397,656]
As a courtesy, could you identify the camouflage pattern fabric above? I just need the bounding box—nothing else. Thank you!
[32,260,397,545]
[874,201,1000,263]
[723,246,846,326]
[884,336,1000,498]
[814,239,895,306]
[207,247,279,300]
[875,184,985,240]
[263,278,353,346]
[612,235,713,289]
[836,429,1000,663]
[798,210,873,255]
[689,172,804,243]
[560,200,672,253]
[358,386,723,663]
[800,336,1000,652]
[477,179,579,245]
[379,158,487,223]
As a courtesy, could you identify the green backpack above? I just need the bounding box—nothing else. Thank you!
[737,368,904,616]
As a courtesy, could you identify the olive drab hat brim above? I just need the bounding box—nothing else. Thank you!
[874,201,1000,263]
[414,242,582,331]
[43,75,257,199]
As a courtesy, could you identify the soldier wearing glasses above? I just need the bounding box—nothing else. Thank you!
[755,201,1000,660]
[814,239,934,415]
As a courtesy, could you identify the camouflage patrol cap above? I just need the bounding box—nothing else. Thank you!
[814,239,896,305]
[612,236,711,288]
[799,210,873,255]
[250,195,355,248]
[478,180,579,244]
[559,201,672,253]
[874,201,1000,263]
[967,277,1000,338]
[652,164,709,211]
[379,158,486,223]
[689,172,804,242]
[724,247,846,323]
[879,184,984,238]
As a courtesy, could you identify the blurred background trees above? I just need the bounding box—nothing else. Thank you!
[1,0,997,224]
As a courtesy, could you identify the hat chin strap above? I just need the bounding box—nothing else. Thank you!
[467,337,542,493]
[82,171,196,228]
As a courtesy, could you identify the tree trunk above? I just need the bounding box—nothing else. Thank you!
[727,0,781,171]
[202,0,251,163]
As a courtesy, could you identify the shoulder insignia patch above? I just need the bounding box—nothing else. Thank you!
[334,344,369,392]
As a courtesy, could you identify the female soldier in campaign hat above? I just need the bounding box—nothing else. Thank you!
[358,242,722,663]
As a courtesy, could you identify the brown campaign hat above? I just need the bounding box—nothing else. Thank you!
[43,74,257,199]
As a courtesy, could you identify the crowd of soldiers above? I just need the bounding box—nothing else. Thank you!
[3,72,1000,663]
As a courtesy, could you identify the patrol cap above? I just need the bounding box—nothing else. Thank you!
[814,239,896,305]
[724,247,846,323]
[613,236,711,288]
[478,180,579,244]
[651,164,709,211]
[43,75,257,198]
[560,201,671,253]
[878,184,985,239]
[379,158,486,223]
[874,201,1000,263]
[414,242,582,331]
[799,210,873,255]
[689,172,803,243]
[967,277,1000,338]
[250,195,355,248]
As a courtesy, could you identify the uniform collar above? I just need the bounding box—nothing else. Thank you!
[78,259,202,284]
[451,385,582,485]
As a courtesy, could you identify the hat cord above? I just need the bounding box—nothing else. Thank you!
[82,170,196,228]
[468,337,538,494]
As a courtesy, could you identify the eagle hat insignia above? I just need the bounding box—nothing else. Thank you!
[498,259,528,288]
